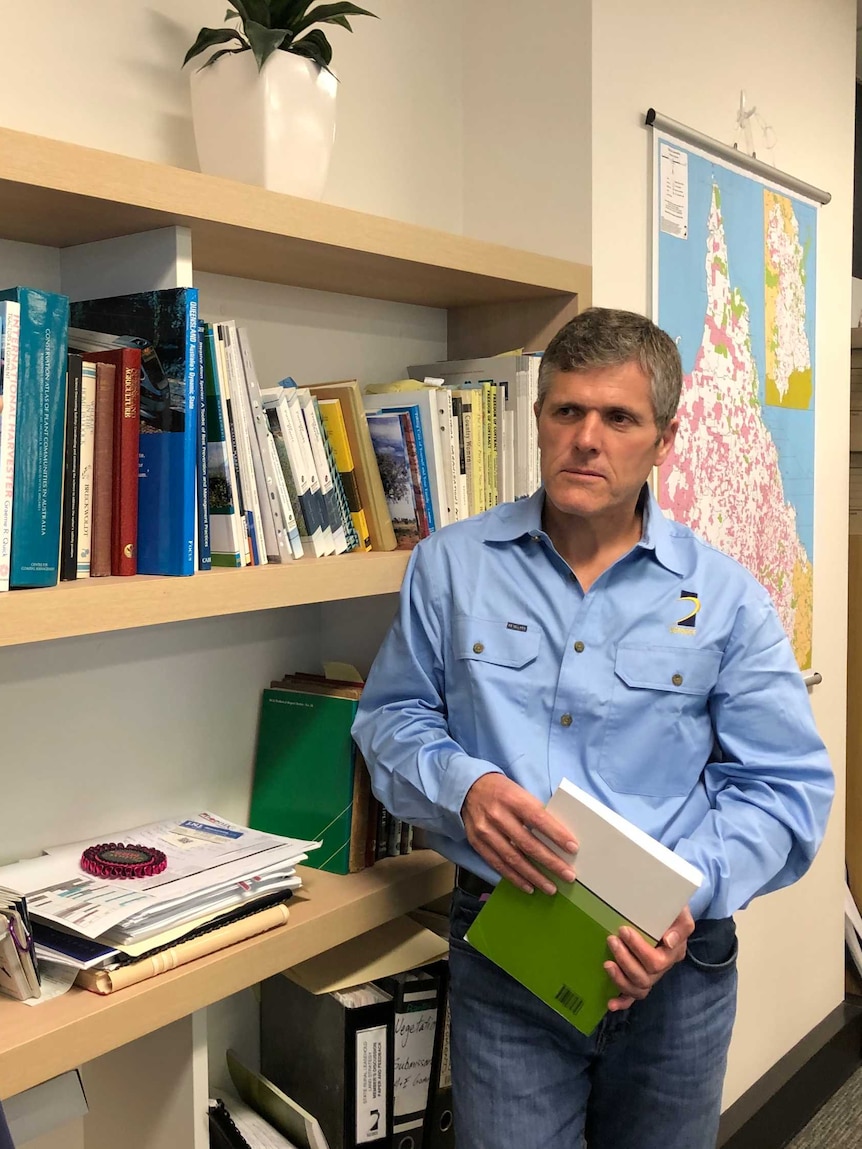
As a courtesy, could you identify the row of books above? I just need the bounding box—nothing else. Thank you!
[364,353,542,550]
[0,280,545,589]
[0,284,401,590]
[248,670,413,876]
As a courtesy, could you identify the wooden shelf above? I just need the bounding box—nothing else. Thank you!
[0,126,590,311]
[0,851,454,1099]
[0,551,411,649]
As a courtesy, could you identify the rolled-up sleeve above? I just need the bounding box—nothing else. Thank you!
[674,596,834,920]
[351,543,502,839]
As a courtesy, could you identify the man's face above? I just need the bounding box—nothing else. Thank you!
[535,361,678,524]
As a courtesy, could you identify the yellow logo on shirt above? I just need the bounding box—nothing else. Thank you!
[670,590,700,635]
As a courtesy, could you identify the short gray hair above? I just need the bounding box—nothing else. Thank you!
[537,308,683,432]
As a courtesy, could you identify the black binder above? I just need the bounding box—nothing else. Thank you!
[375,967,442,1149]
[261,973,394,1149]
[423,961,454,1149]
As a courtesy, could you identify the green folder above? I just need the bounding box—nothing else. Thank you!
[249,687,359,875]
[465,874,656,1037]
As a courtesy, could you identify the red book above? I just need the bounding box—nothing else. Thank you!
[89,362,116,578]
[80,348,141,575]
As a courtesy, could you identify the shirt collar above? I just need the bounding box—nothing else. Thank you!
[483,484,686,576]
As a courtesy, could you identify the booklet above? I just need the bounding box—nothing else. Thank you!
[465,779,703,1036]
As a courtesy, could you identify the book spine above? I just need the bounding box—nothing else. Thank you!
[299,389,345,554]
[76,364,96,578]
[6,288,69,588]
[195,321,211,570]
[60,354,83,582]
[317,402,360,552]
[227,322,277,563]
[216,327,251,565]
[406,405,436,533]
[238,328,293,563]
[90,362,116,577]
[0,303,21,592]
[266,431,304,559]
[317,399,371,551]
[203,324,244,568]
[283,391,327,556]
[181,296,199,574]
[111,350,141,575]
[398,410,430,539]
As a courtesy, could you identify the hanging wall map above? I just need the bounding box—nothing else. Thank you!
[653,134,817,669]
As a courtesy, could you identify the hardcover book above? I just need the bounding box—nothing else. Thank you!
[465,778,703,1036]
[0,301,21,592]
[366,411,421,550]
[67,337,142,576]
[249,684,364,875]
[89,361,116,578]
[0,287,69,588]
[59,353,83,583]
[69,288,199,576]
[202,323,244,568]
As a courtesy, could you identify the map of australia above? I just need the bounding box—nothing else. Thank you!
[656,140,816,668]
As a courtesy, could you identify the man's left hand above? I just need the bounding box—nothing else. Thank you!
[604,906,695,1012]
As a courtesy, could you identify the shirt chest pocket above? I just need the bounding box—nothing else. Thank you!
[452,616,541,715]
[598,646,722,797]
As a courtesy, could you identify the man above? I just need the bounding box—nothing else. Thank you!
[351,308,833,1149]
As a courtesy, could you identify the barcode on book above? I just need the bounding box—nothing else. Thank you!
[555,984,584,1016]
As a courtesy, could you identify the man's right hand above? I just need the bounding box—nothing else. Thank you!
[461,773,578,895]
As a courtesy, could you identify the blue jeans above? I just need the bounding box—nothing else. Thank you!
[448,888,738,1149]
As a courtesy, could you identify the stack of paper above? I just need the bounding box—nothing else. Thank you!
[0,812,319,991]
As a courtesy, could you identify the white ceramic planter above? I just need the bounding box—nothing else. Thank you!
[189,50,337,199]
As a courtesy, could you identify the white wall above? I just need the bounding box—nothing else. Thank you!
[0,0,463,232]
[461,0,592,263]
[590,0,855,1106]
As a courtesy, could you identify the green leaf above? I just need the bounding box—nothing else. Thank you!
[244,20,290,68]
[232,0,274,27]
[288,27,333,67]
[269,0,315,31]
[293,3,377,34]
[195,45,249,71]
[183,26,247,67]
[224,8,240,20]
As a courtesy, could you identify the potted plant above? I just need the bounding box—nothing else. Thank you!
[184,1,377,198]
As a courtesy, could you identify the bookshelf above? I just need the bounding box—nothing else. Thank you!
[0,128,589,1138]
[0,551,410,649]
[0,125,591,649]
[0,850,454,1099]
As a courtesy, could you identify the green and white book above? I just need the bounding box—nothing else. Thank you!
[465,778,703,1036]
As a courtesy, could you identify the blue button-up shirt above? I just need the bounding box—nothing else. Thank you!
[352,487,833,920]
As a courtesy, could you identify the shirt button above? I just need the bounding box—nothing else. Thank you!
[573,641,585,653]
[672,673,684,686]
[473,642,485,654]
[560,713,573,727]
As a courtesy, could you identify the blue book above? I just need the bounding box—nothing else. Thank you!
[379,403,436,532]
[0,287,69,588]
[196,320,211,570]
[69,288,199,576]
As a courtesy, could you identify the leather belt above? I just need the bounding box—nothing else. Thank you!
[455,866,495,899]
